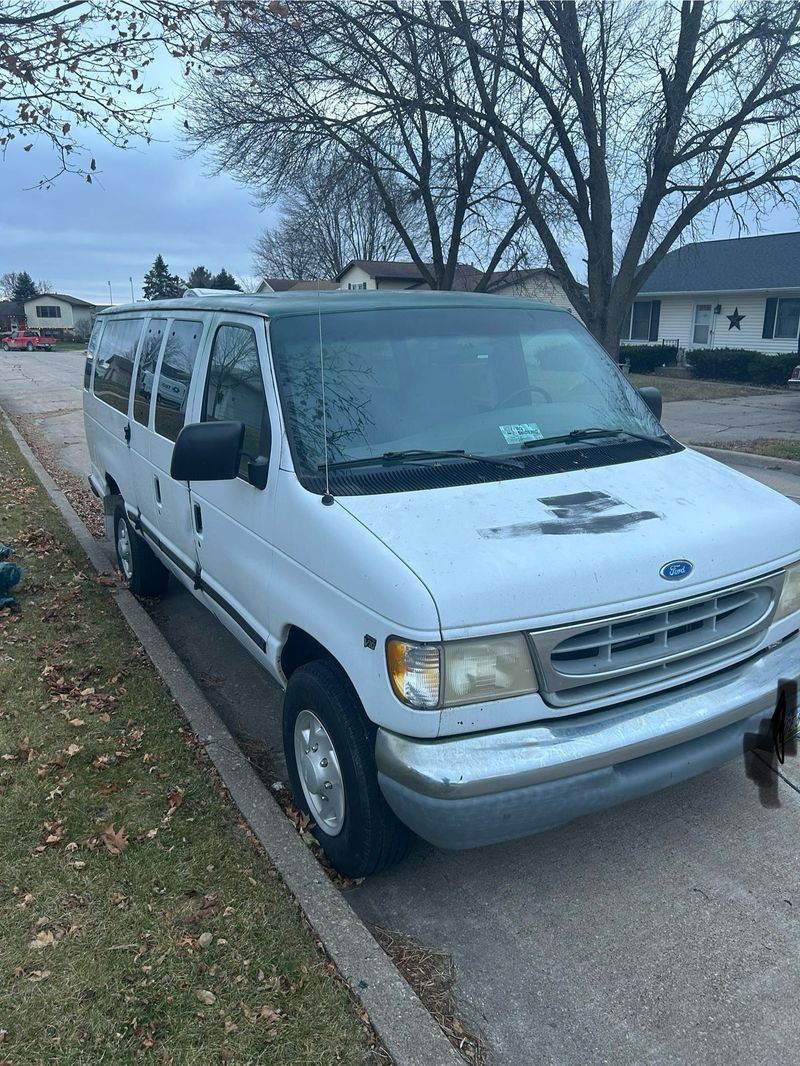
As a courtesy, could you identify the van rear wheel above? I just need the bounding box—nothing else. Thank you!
[283,659,412,878]
[113,505,169,597]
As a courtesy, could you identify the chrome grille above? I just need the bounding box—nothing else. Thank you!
[530,573,784,707]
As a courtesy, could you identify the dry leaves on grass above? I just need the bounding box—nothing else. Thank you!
[100,824,128,856]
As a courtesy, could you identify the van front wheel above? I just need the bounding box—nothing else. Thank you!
[113,505,169,597]
[283,660,412,878]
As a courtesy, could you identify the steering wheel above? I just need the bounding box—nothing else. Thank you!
[492,383,552,409]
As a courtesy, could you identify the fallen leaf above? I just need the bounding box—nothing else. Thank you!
[101,825,128,856]
[194,989,216,1006]
[198,932,213,949]
[66,743,83,757]
[29,930,56,950]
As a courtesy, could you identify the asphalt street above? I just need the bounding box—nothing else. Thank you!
[2,349,800,1066]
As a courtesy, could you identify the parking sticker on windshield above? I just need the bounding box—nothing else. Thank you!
[499,423,543,445]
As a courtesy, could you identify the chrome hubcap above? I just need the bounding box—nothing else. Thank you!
[117,521,133,580]
[294,710,345,836]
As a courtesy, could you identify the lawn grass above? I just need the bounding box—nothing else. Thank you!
[628,374,782,402]
[696,438,800,462]
[53,341,87,351]
[0,418,379,1065]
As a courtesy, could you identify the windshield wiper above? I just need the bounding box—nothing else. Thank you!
[320,448,523,471]
[520,427,673,450]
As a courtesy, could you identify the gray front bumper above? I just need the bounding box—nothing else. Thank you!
[375,633,799,849]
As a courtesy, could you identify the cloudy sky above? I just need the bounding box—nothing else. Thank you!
[1,53,275,305]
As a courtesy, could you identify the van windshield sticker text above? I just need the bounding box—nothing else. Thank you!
[499,423,543,445]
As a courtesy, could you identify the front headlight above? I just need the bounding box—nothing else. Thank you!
[387,634,538,709]
[775,562,800,621]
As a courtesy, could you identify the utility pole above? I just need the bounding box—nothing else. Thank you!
[107,281,113,305]
[129,276,135,302]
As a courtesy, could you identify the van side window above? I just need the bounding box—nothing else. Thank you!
[134,318,167,427]
[83,319,105,390]
[154,320,203,442]
[92,317,144,414]
[202,324,270,479]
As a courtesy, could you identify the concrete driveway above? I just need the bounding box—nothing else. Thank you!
[3,350,800,1066]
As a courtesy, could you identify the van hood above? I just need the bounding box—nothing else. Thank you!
[337,448,800,634]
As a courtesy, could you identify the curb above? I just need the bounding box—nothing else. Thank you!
[2,411,463,1066]
[691,444,800,475]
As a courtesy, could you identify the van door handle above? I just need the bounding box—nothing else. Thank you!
[154,476,161,506]
[124,423,131,443]
[193,503,203,535]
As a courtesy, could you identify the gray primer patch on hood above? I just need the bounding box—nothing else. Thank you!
[479,491,661,538]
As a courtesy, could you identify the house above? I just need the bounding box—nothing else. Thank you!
[335,260,578,310]
[256,277,341,293]
[628,232,800,354]
[487,268,578,313]
[335,259,484,291]
[23,293,99,339]
[0,300,24,333]
[256,277,302,293]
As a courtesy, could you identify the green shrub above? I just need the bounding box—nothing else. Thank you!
[686,347,797,385]
[619,344,678,374]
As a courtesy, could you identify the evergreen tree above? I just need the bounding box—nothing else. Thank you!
[11,271,39,302]
[186,265,214,288]
[143,255,185,299]
[210,268,241,291]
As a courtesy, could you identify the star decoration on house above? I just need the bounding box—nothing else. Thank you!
[726,307,745,330]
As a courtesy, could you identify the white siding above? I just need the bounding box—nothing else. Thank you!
[24,297,75,329]
[626,289,800,355]
[337,266,377,290]
[494,272,578,314]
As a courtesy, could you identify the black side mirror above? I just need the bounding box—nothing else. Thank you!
[170,420,245,482]
[247,455,269,491]
[637,386,662,420]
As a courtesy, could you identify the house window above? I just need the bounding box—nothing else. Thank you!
[623,300,660,341]
[347,282,367,290]
[763,297,800,340]
[36,305,62,318]
[692,304,713,346]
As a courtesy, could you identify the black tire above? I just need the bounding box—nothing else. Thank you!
[283,659,413,878]
[113,505,169,597]
[2,343,9,351]
[26,343,33,351]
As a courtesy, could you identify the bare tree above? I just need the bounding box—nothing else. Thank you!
[185,1,535,290]
[423,0,800,351]
[252,152,419,280]
[0,1,245,185]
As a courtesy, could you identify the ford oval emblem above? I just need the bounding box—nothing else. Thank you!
[660,559,693,581]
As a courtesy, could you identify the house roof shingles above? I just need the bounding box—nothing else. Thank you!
[640,232,800,294]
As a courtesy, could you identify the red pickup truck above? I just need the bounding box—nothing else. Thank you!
[1,329,56,351]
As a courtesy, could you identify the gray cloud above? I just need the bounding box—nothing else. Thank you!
[1,119,275,304]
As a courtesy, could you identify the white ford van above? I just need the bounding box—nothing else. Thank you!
[83,291,800,876]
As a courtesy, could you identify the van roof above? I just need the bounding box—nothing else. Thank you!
[96,290,570,320]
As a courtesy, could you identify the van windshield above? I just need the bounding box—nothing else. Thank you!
[270,306,669,479]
